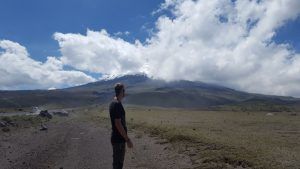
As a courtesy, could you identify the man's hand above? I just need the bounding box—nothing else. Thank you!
[115,119,133,148]
[126,138,133,148]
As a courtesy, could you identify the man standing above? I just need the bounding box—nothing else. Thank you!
[109,83,133,169]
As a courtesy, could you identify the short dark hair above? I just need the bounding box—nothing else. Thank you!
[114,83,124,96]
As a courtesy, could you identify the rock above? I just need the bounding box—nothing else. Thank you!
[40,124,48,131]
[189,153,196,156]
[8,121,16,126]
[39,110,52,119]
[0,121,8,127]
[2,127,10,132]
[1,116,12,123]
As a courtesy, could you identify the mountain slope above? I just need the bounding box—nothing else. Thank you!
[0,74,299,111]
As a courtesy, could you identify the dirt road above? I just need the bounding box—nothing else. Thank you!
[0,112,193,169]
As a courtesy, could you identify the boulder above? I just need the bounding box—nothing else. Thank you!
[39,110,52,119]
[0,121,8,127]
[1,116,12,123]
[2,127,10,132]
[40,124,48,131]
[8,121,16,126]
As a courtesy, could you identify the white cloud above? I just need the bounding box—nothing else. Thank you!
[114,31,130,36]
[2,0,300,97]
[0,40,95,90]
[54,29,147,76]
[53,0,300,97]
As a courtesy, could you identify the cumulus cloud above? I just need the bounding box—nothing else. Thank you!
[145,0,300,97]
[53,0,300,97]
[0,40,95,90]
[2,0,300,97]
[53,29,148,77]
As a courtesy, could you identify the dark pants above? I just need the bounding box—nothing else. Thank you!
[112,142,126,169]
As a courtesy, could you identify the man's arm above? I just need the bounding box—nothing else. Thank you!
[115,119,133,148]
[114,119,129,141]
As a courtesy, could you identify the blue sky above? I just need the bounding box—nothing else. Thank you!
[0,0,163,62]
[274,17,300,52]
[0,0,299,62]
[1,0,300,97]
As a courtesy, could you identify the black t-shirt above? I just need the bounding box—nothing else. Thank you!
[109,99,127,143]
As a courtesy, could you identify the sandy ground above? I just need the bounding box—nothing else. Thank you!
[0,112,194,169]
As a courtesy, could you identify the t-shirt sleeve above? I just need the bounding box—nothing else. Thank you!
[113,103,122,119]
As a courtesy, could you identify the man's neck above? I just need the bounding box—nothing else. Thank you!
[114,96,122,102]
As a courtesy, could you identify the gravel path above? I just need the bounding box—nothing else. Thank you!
[0,113,194,169]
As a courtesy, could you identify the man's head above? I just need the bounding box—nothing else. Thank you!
[114,83,125,99]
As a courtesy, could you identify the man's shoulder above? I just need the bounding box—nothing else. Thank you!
[109,100,121,108]
[111,99,121,104]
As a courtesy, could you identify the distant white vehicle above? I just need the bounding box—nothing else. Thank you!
[32,107,41,114]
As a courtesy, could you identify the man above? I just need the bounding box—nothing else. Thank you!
[109,83,133,169]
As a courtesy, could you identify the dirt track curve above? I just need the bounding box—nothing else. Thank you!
[0,112,193,169]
